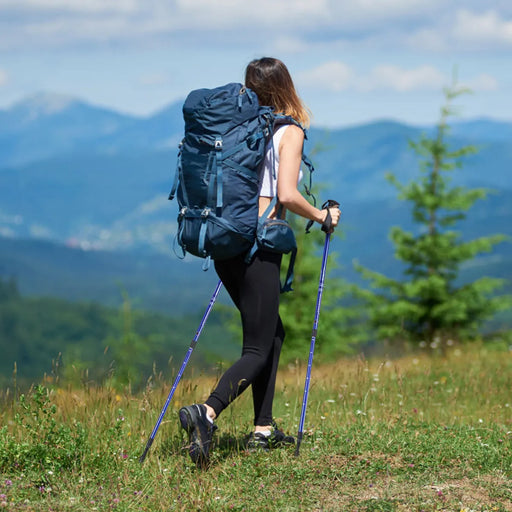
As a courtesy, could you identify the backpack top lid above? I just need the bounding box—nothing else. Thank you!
[182,83,267,137]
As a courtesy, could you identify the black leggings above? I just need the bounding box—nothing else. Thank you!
[205,250,285,426]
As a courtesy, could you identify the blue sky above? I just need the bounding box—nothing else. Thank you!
[0,0,511,127]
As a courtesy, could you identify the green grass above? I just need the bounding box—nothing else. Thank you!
[0,343,511,511]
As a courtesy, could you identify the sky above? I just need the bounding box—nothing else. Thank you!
[0,0,511,128]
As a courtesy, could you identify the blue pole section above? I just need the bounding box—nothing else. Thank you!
[139,279,223,464]
[295,233,331,457]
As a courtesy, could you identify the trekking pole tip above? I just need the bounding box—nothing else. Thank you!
[138,438,154,465]
[294,432,303,457]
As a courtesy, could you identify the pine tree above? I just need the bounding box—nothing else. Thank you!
[357,83,510,346]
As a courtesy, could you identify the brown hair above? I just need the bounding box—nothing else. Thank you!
[245,57,311,128]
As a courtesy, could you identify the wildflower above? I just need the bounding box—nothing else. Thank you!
[4,481,11,487]
[0,495,5,500]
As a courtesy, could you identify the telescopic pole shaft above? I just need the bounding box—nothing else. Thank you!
[139,280,223,464]
[295,232,331,457]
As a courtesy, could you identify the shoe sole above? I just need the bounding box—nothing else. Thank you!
[247,443,270,452]
[247,434,295,452]
[179,406,209,466]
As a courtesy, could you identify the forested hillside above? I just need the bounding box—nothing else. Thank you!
[0,277,238,388]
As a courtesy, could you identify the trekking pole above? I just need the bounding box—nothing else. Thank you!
[139,279,223,464]
[295,200,339,457]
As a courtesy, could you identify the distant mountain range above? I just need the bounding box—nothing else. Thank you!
[0,92,510,313]
[0,92,183,167]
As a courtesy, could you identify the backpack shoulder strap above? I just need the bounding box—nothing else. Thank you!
[273,113,308,140]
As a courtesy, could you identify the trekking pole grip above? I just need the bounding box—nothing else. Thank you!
[321,199,340,233]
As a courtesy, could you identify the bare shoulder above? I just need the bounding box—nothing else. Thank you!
[279,124,304,153]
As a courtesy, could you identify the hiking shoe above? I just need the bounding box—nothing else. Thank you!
[179,404,217,467]
[247,423,295,452]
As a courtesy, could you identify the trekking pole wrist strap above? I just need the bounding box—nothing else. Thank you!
[305,199,340,234]
[320,199,340,233]
[321,209,332,233]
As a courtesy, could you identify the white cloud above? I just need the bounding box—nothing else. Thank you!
[174,0,330,27]
[0,69,8,86]
[297,61,354,92]
[453,9,512,47]
[299,61,500,94]
[0,0,139,13]
[300,62,447,93]
[409,8,512,51]
[1,1,511,60]
[366,65,446,92]
[0,0,471,51]
[462,73,499,92]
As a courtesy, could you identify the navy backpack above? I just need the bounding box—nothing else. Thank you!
[169,82,315,283]
[169,83,273,267]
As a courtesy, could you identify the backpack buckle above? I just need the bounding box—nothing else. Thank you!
[201,208,211,218]
[214,139,223,150]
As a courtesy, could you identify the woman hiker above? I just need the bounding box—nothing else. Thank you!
[179,57,341,467]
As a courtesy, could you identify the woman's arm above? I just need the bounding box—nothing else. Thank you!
[277,125,340,228]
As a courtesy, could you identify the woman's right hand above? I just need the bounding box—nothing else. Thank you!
[321,206,341,232]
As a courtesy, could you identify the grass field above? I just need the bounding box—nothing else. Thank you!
[0,342,511,511]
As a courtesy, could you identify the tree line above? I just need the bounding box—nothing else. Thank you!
[0,277,238,389]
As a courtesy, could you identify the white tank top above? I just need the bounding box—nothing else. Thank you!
[259,125,289,197]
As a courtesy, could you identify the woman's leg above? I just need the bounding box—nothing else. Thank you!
[205,251,282,418]
[251,317,285,426]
